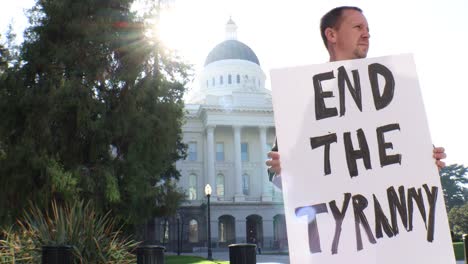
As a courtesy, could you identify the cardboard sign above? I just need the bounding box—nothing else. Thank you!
[270,54,455,263]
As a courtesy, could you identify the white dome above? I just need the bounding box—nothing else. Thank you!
[190,18,271,108]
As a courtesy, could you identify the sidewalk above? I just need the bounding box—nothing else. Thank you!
[168,251,290,263]
[169,251,465,264]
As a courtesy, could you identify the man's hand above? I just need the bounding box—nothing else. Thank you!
[433,146,446,171]
[266,151,281,175]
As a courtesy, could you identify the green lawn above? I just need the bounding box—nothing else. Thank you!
[165,255,229,264]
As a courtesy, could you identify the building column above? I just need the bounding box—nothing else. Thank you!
[206,125,216,200]
[210,211,218,246]
[233,125,244,201]
[259,126,272,201]
[262,219,274,249]
[235,218,247,243]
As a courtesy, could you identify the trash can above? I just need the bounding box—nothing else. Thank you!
[136,245,165,264]
[42,245,73,264]
[229,243,256,264]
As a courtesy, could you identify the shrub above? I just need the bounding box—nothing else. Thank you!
[453,242,465,260]
[0,200,138,263]
[0,226,37,263]
[449,203,468,239]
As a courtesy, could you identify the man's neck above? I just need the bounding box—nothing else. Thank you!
[328,48,360,62]
[329,54,353,62]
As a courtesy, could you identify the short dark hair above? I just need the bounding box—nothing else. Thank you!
[320,6,363,48]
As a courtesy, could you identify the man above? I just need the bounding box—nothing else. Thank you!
[266,6,446,188]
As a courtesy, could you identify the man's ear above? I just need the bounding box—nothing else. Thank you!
[325,27,337,45]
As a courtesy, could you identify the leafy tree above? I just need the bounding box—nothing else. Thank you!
[439,164,468,211]
[0,0,188,231]
[0,36,8,72]
[448,203,468,239]
[0,24,20,73]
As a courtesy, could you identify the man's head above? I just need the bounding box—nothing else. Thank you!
[320,6,370,61]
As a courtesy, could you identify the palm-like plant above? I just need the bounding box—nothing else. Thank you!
[1,200,139,263]
[0,226,37,263]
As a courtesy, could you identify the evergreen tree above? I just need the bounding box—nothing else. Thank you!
[440,164,468,211]
[0,37,7,72]
[0,0,188,230]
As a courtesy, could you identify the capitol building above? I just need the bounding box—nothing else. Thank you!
[151,18,288,252]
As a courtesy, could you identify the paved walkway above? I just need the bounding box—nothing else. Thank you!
[171,251,289,263]
[169,251,465,264]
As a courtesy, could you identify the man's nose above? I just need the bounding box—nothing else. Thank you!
[363,29,370,38]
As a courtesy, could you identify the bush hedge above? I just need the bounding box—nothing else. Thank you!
[453,242,465,260]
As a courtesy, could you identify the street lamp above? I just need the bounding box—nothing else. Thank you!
[205,184,213,260]
[176,212,181,256]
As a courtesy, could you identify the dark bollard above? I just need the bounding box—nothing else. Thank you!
[137,245,165,264]
[229,243,256,264]
[463,234,467,264]
[42,245,73,264]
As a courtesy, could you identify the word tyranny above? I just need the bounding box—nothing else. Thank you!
[295,184,438,254]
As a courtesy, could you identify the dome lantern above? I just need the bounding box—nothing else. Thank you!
[204,18,260,67]
[225,17,238,40]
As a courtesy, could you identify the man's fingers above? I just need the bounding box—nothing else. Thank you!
[432,146,446,161]
[433,147,445,153]
[266,151,282,174]
[267,151,280,159]
[267,164,281,174]
[265,159,280,167]
[436,160,446,169]
[433,152,447,160]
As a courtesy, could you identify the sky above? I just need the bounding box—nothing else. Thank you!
[1,0,467,166]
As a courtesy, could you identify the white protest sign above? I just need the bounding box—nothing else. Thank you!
[270,54,455,263]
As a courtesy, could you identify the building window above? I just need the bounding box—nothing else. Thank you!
[242,173,250,195]
[219,221,226,242]
[273,214,287,245]
[241,142,249,161]
[236,74,240,83]
[216,173,225,197]
[228,74,232,84]
[189,219,199,242]
[187,142,197,161]
[212,77,215,86]
[220,75,223,85]
[219,215,235,243]
[258,80,261,87]
[206,80,209,87]
[188,174,197,200]
[160,220,169,243]
[216,142,224,161]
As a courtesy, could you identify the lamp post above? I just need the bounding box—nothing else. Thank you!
[205,184,213,260]
[176,212,181,256]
